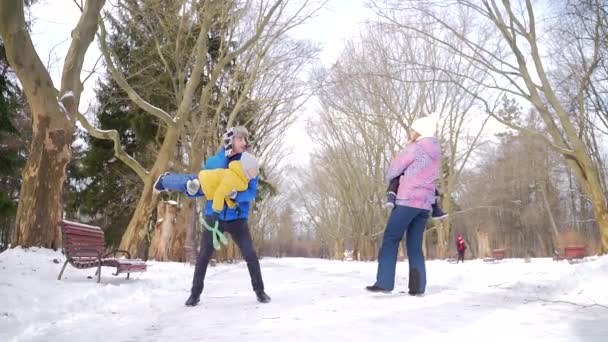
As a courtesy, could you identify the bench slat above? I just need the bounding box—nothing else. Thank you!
[65,238,105,246]
[64,229,104,238]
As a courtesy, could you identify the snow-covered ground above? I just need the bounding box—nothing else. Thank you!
[1,248,607,342]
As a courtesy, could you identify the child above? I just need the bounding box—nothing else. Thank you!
[153,151,258,215]
[456,233,466,263]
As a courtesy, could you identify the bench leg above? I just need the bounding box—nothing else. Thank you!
[57,259,69,280]
[127,272,130,280]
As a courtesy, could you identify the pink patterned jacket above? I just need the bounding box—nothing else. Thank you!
[385,137,441,210]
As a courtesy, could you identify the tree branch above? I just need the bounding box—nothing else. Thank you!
[97,14,176,127]
[60,0,106,113]
[71,108,149,180]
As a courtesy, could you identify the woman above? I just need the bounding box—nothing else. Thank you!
[366,114,441,296]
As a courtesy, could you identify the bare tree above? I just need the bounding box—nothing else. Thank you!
[370,0,608,254]
[0,0,105,248]
[65,0,323,258]
[299,17,491,259]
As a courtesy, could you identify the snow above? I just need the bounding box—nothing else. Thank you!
[59,91,75,101]
[57,100,70,121]
[57,91,75,121]
[1,248,607,342]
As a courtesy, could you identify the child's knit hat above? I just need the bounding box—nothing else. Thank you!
[239,152,258,179]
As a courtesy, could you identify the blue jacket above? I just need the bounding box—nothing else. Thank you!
[202,147,258,221]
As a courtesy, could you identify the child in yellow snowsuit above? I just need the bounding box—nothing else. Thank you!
[152,151,258,213]
[189,151,258,213]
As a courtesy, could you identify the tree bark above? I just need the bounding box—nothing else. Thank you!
[149,200,179,261]
[118,127,179,258]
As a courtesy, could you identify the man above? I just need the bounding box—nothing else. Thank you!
[184,126,270,306]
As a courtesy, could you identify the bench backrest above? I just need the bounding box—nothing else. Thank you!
[61,220,106,260]
[492,249,506,258]
[564,246,585,258]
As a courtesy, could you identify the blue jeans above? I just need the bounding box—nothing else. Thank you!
[157,173,204,197]
[375,205,429,292]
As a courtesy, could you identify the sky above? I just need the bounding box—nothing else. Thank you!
[28,0,374,167]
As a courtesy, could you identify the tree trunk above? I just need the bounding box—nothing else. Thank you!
[588,187,608,254]
[422,230,428,258]
[0,0,104,249]
[175,200,195,263]
[13,114,71,249]
[476,228,490,259]
[565,152,608,254]
[148,201,164,260]
[435,178,455,259]
[435,219,452,259]
[118,128,179,258]
[148,200,178,261]
[334,238,344,260]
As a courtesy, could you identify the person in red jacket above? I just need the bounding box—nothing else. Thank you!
[456,233,466,263]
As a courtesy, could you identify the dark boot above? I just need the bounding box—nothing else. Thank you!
[185,293,200,307]
[256,291,271,303]
[408,269,423,295]
[365,285,391,293]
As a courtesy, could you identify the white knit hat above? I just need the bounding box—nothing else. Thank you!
[411,113,438,139]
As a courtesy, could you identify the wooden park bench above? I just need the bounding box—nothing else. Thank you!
[483,248,507,262]
[553,246,586,263]
[57,220,147,283]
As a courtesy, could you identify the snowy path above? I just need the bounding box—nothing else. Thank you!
[1,248,607,341]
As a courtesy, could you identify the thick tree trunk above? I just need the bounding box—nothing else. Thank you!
[476,228,490,258]
[118,128,179,258]
[169,199,191,262]
[564,151,608,254]
[13,114,71,248]
[435,174,455,259]
[588,186,608,254]
[174,145,206,263]
[148,200,178,261]
[334,238,344,260]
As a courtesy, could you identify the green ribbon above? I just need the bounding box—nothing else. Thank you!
[199,212,228,250]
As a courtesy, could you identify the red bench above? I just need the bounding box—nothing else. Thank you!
[57,220,147,283]
[483,248,507,262]
[553,246,586,262]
